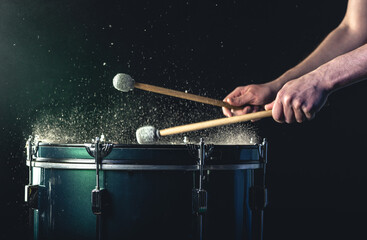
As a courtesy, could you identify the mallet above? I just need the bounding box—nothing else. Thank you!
[113,73,242,110]
[136,110,272,144]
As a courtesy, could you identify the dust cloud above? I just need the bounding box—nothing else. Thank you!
[31,83,260,145]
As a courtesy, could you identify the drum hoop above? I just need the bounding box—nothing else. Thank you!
[28,160,261,171]
[35,143,261,164]
[37,142,260,149]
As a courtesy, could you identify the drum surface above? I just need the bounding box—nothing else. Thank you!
[29,143,265,240]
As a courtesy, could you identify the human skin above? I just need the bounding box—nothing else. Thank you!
[223,0,367,123]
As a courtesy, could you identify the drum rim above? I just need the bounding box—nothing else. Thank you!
[37,142,260,148]
[34,142,262,166]
[28,160,262,170]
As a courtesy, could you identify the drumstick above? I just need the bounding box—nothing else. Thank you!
[113,73,242,110]
[136,110,272,144]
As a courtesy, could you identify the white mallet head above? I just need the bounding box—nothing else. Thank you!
[136,126,160,144]
[113,73,135,92]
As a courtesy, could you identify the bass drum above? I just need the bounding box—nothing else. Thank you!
[27,142,267,240]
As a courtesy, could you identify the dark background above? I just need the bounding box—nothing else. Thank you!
[1,0,366,239]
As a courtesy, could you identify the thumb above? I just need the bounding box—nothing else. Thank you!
[264,101,274,110]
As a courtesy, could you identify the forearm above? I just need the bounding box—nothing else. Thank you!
[315,43,367,93]
[269,23,367,91]
[265,42,367,123]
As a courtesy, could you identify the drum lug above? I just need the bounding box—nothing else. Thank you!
[25,185,40,209]
[87,137,113,216]
[251,138,268,240]
[192,138,208,215]
[91,188,108,215]
[258,138,268,164]
[25,136,41,208]
[85,140,113,160]
[192,189,207,215]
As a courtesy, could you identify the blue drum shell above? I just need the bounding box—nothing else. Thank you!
[30,143,263,240]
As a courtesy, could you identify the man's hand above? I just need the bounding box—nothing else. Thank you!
[222,83,277,117]
[265,72,330,123]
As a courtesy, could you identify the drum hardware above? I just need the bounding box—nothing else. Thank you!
[25,136,40,209]
[186,141,214,162]
[85,137,113,215]
[190,138,215,240]
[250,138,268,240]
[25,136,43,240]
[183,136,190,144]
[192,138,209,215]
[86,137,113,240]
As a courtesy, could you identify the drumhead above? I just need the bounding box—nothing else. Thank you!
[32,143,262,170]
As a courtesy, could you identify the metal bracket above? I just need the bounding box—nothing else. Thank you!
[192,189,208,215]
[25,185,39,209]
[25,136,40,163]
[192,138,208,215]
[258,138,268,164]
[85,141,113,160]
[25,136,40,205]
[186,143,214,162]
[91,188,108,215]
[252,138,268,210]
[85,137,113,216]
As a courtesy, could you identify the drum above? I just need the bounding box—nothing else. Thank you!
[25,139,268,240]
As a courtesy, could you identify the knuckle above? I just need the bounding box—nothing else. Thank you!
[247,84,256,90]
[292,98,302,110]
[283,95,292,105]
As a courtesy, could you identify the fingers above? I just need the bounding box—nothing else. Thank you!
[223,88,243,106]
[264,101,274,110]
[224,91,314,123]
[302,105,315,121]
[225,87,243,99]
[222,107,233,117]
[222,105,263,118]
[223,88,242,117]
[230,105,253,116]
[284,102,296,124]
[226,94,253,107]
[271,100,285,123]
[223,86,257,107]
[271,97,314,123]
[222,86,253,117]
[294,107,306,123]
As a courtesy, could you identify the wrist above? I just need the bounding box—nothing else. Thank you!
[259,81,281,101]
[270,69,299,91]
[311,59,350,95]
[265,73,291,93]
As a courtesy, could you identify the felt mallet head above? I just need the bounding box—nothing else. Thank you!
[136,126,160,144]
[113,73,135,92]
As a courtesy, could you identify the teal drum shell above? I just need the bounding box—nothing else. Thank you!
[29,143,264,240]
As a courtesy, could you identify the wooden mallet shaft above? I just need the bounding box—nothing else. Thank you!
[113,73,242,110]
[136,110,272,144]
[134,82,242,110]
[159,110,272,136]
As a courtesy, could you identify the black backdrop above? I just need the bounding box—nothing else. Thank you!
[1,0,367,239]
